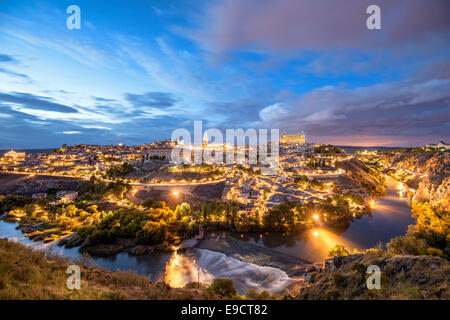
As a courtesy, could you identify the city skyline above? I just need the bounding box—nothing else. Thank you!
[0,0,449,149]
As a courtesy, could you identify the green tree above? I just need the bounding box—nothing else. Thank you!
[174,202,191,220]
[208,279,236,298]
[263,203,295,232]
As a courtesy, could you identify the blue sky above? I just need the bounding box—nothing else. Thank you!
[0,0,449,148]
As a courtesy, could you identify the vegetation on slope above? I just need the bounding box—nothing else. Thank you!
[0,239,217,300]
[336,158,386,196]
[296,250,449,300]
[387,201,449,259]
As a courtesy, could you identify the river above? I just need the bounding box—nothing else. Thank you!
[0,176,415,295]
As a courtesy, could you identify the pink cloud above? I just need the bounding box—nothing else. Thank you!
[190,0,450,58]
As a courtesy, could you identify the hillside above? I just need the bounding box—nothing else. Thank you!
[296,251,449,300]
[336,158,386,196]
[0,239,217,300]
[382,151,449,212]
[0,173,80,196]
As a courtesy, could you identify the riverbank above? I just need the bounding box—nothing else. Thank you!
[0,238,218,300]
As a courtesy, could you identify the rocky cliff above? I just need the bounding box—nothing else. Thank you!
[382,151,449,212]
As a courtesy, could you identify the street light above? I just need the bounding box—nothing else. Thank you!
[313,214,319,221]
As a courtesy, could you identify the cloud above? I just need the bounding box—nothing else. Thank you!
[115,35,248,102]
[81,125,112,131]
[0,54,16,63]
[61,131,82,134]
[256,79,450,144]
[0,67,30,80]
[0,13,115,68]
[125,91,178,108]
[92,96,116,102]
[0,53,31,80]
[0,92,79,113]
[189,0,450,58]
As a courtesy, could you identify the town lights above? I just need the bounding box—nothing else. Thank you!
[313,214,319,221]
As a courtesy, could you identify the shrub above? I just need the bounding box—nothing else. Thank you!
[426,247,446,258]
[386,235,428,256]
[208,278,236,298]
[175,203,191,220]
[328,244,350,258]
[245,288,272,300]
[136,220,168,245]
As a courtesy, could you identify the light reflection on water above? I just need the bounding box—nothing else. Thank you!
[164,249,212,288]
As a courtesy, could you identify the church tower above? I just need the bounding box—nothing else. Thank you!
[202,131,208,148]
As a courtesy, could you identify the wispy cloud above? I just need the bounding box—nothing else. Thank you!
[0,92,78,113]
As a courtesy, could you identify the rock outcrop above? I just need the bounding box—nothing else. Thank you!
[383,151,449,212]
[296,252,449,300]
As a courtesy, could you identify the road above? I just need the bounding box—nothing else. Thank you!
[0,170,226,187]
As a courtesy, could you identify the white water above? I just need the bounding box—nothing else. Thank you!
[193,248,302,294]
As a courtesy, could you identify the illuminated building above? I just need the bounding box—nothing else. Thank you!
[4,150,26,160]
[280,131,305,144]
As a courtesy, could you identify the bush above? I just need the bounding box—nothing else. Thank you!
[105,162,133,179]
[136,220,168,245]
[328,244,350,258]
[387,235,428,256]
[208,278,236,298]
[0,195,33,214]
[143,199,168,210]
[426,247,446,258]
[174,203,191,220]
[245,288,272,300]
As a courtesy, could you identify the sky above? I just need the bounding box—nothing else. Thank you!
[0,0,449,148]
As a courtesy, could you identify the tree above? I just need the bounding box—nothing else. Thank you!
[208,278,236,298]
[175,202,191,220]
[105,162,133,179]
[263,203,295,232]
[386,235,428,256]
[136,220,168,245]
